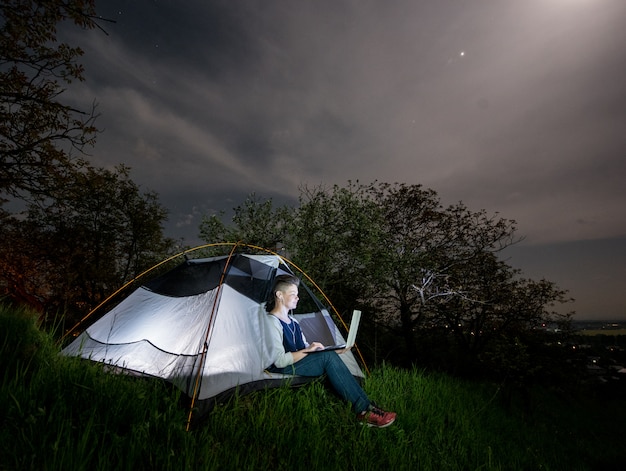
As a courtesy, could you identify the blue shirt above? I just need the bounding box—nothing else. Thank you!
[279,317,307,352]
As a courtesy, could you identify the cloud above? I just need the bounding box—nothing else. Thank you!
[52,0,626,319]
[69,0,626,247]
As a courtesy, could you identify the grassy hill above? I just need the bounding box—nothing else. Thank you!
[1,304,625,470]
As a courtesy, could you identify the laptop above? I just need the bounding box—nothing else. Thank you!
[309,310,361,353]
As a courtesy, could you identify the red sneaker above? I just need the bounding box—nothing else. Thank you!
[357,406,397,428]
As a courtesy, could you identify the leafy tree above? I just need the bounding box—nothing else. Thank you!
[0,214,54,312]
[198,194,295,254]
[364,182,524,361]
[199,184,384,314]
[0,165,176,325]
[356,183,573,371]
[1,0,99,200]
[290,183,519,331]
[195,182,573,377]
[291,182,386,315]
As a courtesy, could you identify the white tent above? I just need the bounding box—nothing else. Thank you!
[62,252,364,421]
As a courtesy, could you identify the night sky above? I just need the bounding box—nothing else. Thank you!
[63,0,626,320]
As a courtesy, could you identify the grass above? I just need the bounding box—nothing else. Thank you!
[1,303,625,470]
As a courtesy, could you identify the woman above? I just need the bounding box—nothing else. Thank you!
[264,274,396,428]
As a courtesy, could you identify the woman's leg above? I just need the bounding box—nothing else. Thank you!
[274,351,370,413]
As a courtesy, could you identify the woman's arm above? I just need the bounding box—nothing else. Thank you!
[265,315,296,368]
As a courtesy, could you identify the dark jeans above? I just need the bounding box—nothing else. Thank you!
[269,350,370,413]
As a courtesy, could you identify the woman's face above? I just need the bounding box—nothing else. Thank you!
[280,284,299,310]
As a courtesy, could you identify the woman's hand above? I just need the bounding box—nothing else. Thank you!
[291,342,324,363]
[304,342,324,352]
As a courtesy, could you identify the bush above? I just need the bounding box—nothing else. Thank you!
[0,304,57,381]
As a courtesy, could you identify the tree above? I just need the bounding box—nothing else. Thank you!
[198,193,295,253]
[0,213,54,312]
[1,0,99,200]
[290,182,572,371]
[194,181,573,375]
[0,165,176,325]
[291,182,386,314]
[366,182,524,362]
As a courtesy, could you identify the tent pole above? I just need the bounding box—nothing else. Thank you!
[185,242,241,430]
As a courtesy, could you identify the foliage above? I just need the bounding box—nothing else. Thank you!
[0,0,100,200]
[0,303,56,381]
[290,182,573,371]
[0,165,176,326]
[291,182,386,314]
[364,183,524,359]
[198,193,296,257]
[198,181,574,382]
[1,304,624,471]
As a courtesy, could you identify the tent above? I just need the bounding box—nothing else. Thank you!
[61,251,364,423]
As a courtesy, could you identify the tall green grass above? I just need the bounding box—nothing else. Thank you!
[1,304,624,470]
